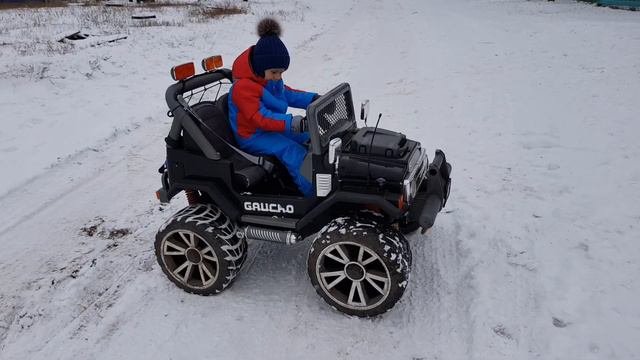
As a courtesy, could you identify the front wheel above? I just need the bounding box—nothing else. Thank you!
[308,217,411,317]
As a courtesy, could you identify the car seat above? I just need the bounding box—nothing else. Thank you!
[182,94,269,190]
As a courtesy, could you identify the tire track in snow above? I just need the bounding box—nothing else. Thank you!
[401,211,476,359]
[0,120,155,238]
[1,234,137,355]
[0,113,181,357]
[0,191,172,359]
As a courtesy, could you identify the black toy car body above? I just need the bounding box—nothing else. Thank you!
[154,64,451,317]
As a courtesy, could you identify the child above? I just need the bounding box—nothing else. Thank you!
[228,18,318,197]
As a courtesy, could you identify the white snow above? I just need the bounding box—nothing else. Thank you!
[1,0,640,359]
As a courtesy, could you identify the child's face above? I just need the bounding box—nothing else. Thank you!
[264,68,286,81]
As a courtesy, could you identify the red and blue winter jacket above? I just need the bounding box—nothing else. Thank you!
[228,47,317,141]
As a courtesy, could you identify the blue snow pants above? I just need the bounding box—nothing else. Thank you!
[237,131,313,197]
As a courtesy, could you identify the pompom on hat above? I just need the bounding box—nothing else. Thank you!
[251,18,290,77]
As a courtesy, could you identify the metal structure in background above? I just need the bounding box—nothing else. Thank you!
[596,0,640,8]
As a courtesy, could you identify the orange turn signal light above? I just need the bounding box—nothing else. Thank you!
[170,62,196,81]
[202,55,223,72]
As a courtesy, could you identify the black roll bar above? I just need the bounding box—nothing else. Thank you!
[164,69,233,160]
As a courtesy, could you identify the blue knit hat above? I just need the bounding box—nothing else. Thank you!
[251,18,290,77]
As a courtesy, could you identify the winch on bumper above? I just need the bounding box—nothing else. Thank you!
[404,149,452,232]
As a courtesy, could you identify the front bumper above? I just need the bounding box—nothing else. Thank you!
[407,149,452,231]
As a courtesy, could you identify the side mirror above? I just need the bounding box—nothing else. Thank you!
[360,100,370,123]
[328,138,342,165]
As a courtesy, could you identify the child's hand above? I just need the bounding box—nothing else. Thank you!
[291,115,307,133]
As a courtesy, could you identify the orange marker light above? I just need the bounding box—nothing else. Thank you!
[170,62,196,81]
[202,55,223,72]
[397,194,405,210]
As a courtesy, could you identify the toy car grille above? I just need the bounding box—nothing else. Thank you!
[306,83,356,155]
[316,92,352,145]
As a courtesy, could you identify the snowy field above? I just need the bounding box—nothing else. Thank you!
[1,0,639,359]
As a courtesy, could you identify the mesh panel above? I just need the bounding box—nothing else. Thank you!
[183,82,231,106]
[315,92,353,146]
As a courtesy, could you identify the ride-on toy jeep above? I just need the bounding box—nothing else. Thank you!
[154,57,452,317]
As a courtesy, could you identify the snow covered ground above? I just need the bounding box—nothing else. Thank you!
[1,0,639,358]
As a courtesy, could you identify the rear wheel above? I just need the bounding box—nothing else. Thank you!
[308,217,411,317]
[155,204,247,295]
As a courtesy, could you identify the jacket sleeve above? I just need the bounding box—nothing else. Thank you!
[284,85,318,110]
[232,80,292,133]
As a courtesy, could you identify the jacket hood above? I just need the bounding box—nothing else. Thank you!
[232,47,266,86]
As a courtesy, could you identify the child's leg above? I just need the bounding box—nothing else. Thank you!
[283,131,310,145]
[238,132,313,197]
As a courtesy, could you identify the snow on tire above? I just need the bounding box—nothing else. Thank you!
[308,216,411,317]
[155,204,247,295]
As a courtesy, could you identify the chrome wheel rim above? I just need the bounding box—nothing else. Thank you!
[160,230,219,289]
[315,241,391,311]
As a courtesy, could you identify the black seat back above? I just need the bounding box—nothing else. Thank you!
[187,98,236,158]
[183,94,273,190]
